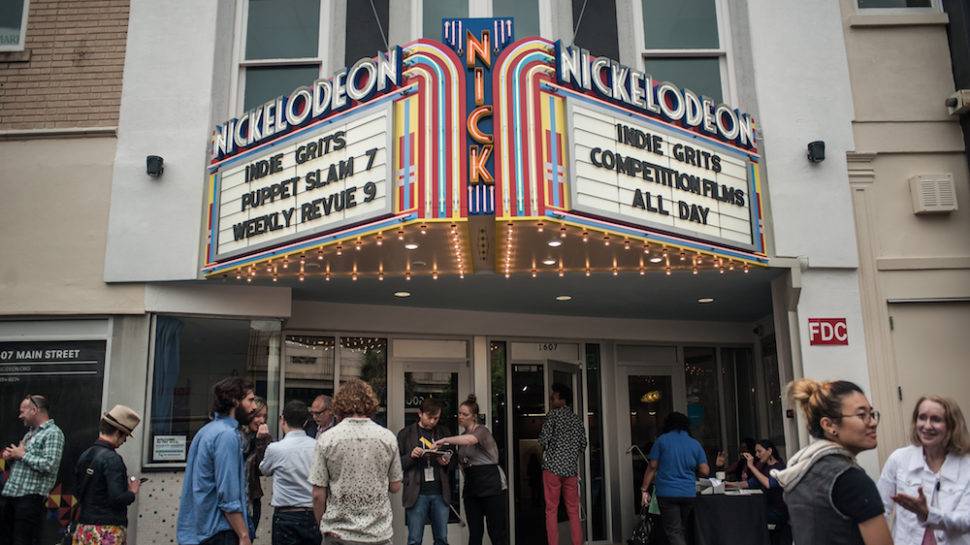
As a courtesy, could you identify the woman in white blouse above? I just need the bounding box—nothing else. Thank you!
[878,396,970,545]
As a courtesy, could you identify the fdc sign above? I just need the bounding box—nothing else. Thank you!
[808,318,848,346]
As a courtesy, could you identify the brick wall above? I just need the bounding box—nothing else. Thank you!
[0,0,129,130]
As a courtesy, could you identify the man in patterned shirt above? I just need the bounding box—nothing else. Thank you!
[538,383,587,545]
[0,394,66,545]
[310,379,402,545]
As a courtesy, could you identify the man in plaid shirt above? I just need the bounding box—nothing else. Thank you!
[1,394,66,545]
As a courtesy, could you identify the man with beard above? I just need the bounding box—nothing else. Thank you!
[177,377,258,545]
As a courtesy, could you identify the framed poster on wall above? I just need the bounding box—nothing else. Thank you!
[0,340,105,541]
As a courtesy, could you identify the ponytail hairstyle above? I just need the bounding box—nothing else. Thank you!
[787,379,865,439]
[461,393,480,418]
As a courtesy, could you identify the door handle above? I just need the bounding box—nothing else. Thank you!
[626,445,648,462]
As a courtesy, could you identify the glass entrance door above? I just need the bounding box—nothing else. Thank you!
[399,361,471,545]
[615,362,686,541]
[510,359,587,545]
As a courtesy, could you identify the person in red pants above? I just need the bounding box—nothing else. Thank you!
[539,383,588,545]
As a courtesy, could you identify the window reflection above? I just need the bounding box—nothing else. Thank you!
[283,335,335,415]
[684,347,720,463]
[338,337,388,425]
[149,316,281,464]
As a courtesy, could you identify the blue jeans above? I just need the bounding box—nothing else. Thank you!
[405,494,450,545]
[272,509,322,545]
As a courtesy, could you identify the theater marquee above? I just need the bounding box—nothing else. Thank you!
[568,100,760,251]
[202,20,768,280]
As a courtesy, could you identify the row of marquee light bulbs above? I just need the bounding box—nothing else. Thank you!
[230,221,467,283]
[500,220,752,278]
[226,220,751,282]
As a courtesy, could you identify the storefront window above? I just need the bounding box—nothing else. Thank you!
[246,0,319,59]
[859,0,931,7]
[490,340,507,470]
[641,0,725,103]
[0,0,28,51]
[239,0,390,115]
[493,0,539,38]
[760,335,786,454]
[585,344,607,541]
[572,0,620,60]
[241,0,320,112]
[644,58,722,102]
[282,334,335,408]
[642,0,718,49]
[423,0,468,39]
[345,0,389,67]
[148,316,281,464]
[683,346,720,461]
[243,65,321,111]
[338,336,388,425]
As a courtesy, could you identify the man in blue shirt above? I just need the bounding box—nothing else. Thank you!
[640,412,710,545]
[177,377,258,545]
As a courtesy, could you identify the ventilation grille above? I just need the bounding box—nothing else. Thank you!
[909,174,957,214]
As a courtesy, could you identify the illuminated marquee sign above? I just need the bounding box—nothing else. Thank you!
[212,105,393,259]
[202,23,770,279]
[492,38,766,262]
[203,42,469,277]
[442,18,516,215]
[568,100,759,250]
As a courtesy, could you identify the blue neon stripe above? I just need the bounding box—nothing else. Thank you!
[749,163,762,252]
[512,51,555,215]
[210,173,221,262]
[548,95,560,207]
[403,100,411,210]
[410,55,447,218]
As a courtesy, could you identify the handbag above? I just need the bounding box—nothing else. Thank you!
[627,505,652,545]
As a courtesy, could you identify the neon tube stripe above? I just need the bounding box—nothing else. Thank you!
[548,95,560,207]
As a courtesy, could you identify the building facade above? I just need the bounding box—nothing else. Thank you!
[1,1,963,544]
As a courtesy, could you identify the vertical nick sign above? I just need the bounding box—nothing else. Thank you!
[443,18,515,215]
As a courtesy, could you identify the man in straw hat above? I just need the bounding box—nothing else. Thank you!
[71,404,142,545]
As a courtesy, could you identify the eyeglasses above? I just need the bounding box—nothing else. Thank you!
[309,409,330,417]
[840,410,880,424]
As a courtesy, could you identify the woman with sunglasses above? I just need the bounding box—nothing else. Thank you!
[772,379,892,545]
[877,395,970,545]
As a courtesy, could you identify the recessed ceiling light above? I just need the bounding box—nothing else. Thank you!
[649,257,663,263]
[556,295,572,301]
[698,297,715,304]
[394,291,411,298]
[542,258,557,266]
[547,240,562,247]
[404,243,419,250]
[411,260,427,268]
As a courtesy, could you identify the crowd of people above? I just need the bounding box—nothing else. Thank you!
[0,375,967,545]
[640,379,970,545]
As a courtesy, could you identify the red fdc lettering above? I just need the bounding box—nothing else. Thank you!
[808,318,848,346]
